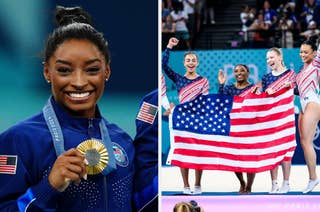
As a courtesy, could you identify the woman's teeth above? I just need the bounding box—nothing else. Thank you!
[69,92,90,98]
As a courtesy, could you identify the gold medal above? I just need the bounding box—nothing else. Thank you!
[77,139,108,175]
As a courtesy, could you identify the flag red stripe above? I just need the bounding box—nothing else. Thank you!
[140,107,153,113]
[233,87,289,103]
[174,134,295,149]
[0,166,15,170]
[173,146,296,162]
[0,165,16,173]
[138,109,154,115]
[138,114,155,121]
[229,121,295,137]
[140,112,156,118]
[231,95,293,113]
[169,88,296,172]
[0,157,8,165]
[231,108,293,125]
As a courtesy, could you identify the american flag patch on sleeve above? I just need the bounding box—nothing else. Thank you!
[0,155,17,174]
[136,101,158,124]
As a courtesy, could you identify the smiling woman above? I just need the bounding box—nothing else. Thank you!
[218,64,257,194]
[0,6,135,211]
[162,37,209,195]
[43,39,110,117]
[260,47,297,194]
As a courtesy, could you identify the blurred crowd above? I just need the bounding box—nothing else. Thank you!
[162,0,320,50]
[162,0,221,50]
[241,0,320,48]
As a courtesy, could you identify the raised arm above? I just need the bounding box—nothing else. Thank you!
[218,69,226,94]
[162,37,180,83]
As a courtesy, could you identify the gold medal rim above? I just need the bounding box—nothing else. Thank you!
[77,139,108,175]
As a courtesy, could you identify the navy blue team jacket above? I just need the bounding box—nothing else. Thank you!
[133,89,158,212]
[0,97,134,211]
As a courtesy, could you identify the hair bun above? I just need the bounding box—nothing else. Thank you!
[309,35,319,45]
[55,5,92,26]
[189,200,198,207]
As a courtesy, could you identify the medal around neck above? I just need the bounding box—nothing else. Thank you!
[77,139,108,175]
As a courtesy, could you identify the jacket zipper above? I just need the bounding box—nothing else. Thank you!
[103,175,108,210]
[88,118,108,210]
[88,118,94,138]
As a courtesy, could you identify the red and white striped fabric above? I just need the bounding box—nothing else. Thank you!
[167,88,296,173]
[136,101,158,124]
[238,85,258,97]
[296,45,320,98]
[0,155,17,174]
[161,73,171,110]
[178,77,209,103]
[268,70,296,92]
[161,74,167,97]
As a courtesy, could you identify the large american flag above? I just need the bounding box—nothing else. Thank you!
[167,88,296,172]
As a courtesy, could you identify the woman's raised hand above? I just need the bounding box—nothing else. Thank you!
[218,69,226,85]
[167,37,179,49]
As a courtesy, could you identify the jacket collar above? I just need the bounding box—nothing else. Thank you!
[49,96,102,131]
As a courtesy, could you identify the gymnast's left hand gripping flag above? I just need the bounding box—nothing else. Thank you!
[167,88,296,173]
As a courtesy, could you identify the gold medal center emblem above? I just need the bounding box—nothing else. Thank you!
[77,139,109,175]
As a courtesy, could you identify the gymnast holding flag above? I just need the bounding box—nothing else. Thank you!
[218,64,257,194]
[260,47,297,194]
[162,37,209,195]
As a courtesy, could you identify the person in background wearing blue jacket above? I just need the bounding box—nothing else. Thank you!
[133,89,158,211]
[0,6,134,211]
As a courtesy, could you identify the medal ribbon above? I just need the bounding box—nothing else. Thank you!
[43,97,116,175]
[43,98,65,156]
[99,120,116,175]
